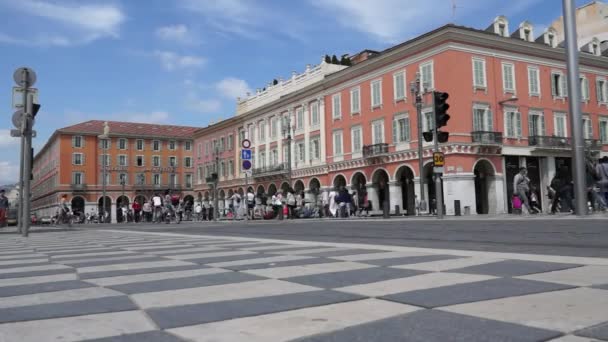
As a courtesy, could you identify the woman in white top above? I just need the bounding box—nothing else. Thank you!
[329,189,338,217]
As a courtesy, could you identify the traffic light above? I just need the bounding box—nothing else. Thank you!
[422,132,433,142]
[433,92,450,129]
[32,103,40,118]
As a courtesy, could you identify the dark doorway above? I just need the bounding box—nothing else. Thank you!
[333,175,346,190]
[396,166,415,215]
[505,156,520,214]
[474,160,495,214]
[71,196,85,215]
[97,196,111,223]
[372,169,390,213]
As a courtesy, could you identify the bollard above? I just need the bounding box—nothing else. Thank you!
[454,200,461,216]
[394,205,400,216]
[383,201,390,219]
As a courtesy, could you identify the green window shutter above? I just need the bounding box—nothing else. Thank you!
[392,119,398,143]
[516,112,522,137]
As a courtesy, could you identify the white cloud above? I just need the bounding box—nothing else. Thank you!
[0,0,125,46]
[216,77,252,99]
[154,50,206,71]
[0,130,19,148]
[0,161,19,185]
[155,24,198,44]
[185,95,222,114]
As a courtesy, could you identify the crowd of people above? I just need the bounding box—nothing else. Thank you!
[512,156,608,214]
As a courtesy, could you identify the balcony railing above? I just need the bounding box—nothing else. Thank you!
[135,183,181,190]
[362,143,389,158]
[252,163,288,178]
[471,131,503,144]
[70,184,87,191]
[584,139,602,150]
[528,136,571,148]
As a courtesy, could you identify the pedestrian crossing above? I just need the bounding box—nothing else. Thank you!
[0,230,606,341]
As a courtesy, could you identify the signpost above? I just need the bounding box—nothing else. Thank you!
[433,152,445,174]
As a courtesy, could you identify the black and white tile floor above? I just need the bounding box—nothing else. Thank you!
[0,229,607,342]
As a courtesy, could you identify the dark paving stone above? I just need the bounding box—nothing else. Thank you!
[575,321,608,340]
[360,254,463,267]
[79,264,205,279]
[449,259,583,277]
[381,278,574,308]
[151,248,232,257]
[0,262,51,270]
[0,255,47,262]
[0,280,93,297]
[0,296,138,323]
[0,267,74,279]
[291,309,562,342]
[63,256,168,268]
[187,253,269,265]
[147,290,365,329]
[285,267,427,288]
[264,246,328,253]
[115,245,195,252]
[592,283,608,290]
[225,242,288,249]
[42,248,121,256]
[82,331,187,342]
[224,257,338,271]
[191,240,259,246]
[109,271,264,294]
[51,252,137,260]
[301,249,389,258]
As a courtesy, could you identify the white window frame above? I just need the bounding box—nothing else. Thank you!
[371,79,382,108]
[136,139,144,151]
[351,125,362,158]
[554,112,568,137]
[371,119,385,144]
[72,172,84,185]
[72,153,83,166]
[597,78,607,104]
[185,174,193,188]
[72,136,83,148]
[502,62,516,94]
[472,58,487,89]
[310,137,320,160]
[153,174,161,186]
[168,140,176,150]
[259,121,266,142]
[118,154,128,167]
[333,130,343,160]
[420,61,434,90]
[184,141,192,151]
[152,140,161,151]
[582,115,593,139]
[580,76,590,101]
[118,138,127,150]
[503,108,522,138]
[296,108,304,131]
[136,155,144,167]
[528,110,545,137]
[393,70,406,101]
[332,93,342,119]
[169,156,177,167]
[101,154,111,167]
[311,102,320,128]
[184,157,192,168]
[393,113,410,145]
[472,104,493,132]
[100,139,110,150]
[270,117,278,138]
[599,118,608,144]
[350,87,361,114]
[118,173,128,185]
[152,155,161,167]
[527,66,540,96]
[551,71,567,98]
[422,108,434,133]
[296,141,305,162]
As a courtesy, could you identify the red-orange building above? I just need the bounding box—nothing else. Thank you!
[32,120,198,222]
[193,20,608,215]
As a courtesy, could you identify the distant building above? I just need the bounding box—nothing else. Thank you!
[550,1,608,49]
[31,120,198,222]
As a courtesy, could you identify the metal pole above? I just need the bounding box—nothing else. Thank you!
[287,121,292,185]
[213,147,219,221]
[102,140,107,223]
[562,0,587,216]
[17,72,28,234]
[21,93,33,236]
[414,73,426,214]
[433,92,444,219]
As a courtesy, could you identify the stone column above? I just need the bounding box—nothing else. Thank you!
[318,98,326,163]
[265,117,270,168]
[366,184,379,215]
[442,173,476,216]
[542,156,556,213]
[110,203,117,223]
[277,116,284,164]
[388,181,402,215]
[493,175,506,214]
[303,103,310,166]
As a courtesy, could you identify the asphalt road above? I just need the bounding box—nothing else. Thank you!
[92,216,608,258]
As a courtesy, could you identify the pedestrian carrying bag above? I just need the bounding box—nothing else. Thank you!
[512,195,522,210]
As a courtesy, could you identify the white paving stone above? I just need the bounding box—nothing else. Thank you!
[547,336,598,342]
[169,299,420,342]
[0,258,48,267]
[149,246,226,256]
[243,261,373,279]
[0,273,79,287]
[0,263,71,275]
[333,251,431,262]
[266,247,353,255]
[51,250,138,260]
[0,287,124,309]
[517,266,608,287]
[76,259,195,274]
[208,255,314,268]
[0,310,156,342]
[337,272,496,297]
[243,244,320,251]
[85,268,229,287]
[441,288,608,333]
[167,250,256,260]
[122,243,195,251]
[394,256,504,272]
[131,279,319,309]
[0,250,35,256]
[58,254,157,265]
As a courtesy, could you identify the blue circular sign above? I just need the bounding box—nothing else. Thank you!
[242,160,252,170]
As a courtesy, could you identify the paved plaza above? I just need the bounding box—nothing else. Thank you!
[0,228,607,341]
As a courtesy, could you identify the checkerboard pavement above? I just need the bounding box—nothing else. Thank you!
[0,229,607,342]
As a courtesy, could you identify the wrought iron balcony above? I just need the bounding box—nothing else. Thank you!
[362,143,389,158]
[584,139,602,150]
[528,136,571,148]
[252,163,288,178]
[70,184,87,191]
[471,131,503,144]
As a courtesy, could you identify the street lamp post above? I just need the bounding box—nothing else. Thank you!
[98,122,110,223]
[410,73,427,214]
[213,146,219,221]
[282,114,293,184]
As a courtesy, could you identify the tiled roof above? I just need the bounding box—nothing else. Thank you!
[58,120,199,139]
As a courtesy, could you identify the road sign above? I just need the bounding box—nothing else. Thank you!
[13,67,37,87]
[241,139,251,149]
[241,149,252,160]
[10,129,21,137]
[12,87,38,109]
[242,160,252,170]
[12,109,24,129]
[433,152,445,167]
[433,166,444,174]
[244,170,252,176]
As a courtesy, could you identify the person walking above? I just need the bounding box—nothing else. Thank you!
[286,190,296,219]
[513,167,532,214]
[328,188,338,218]
[321,189,329,218]
[246,189,255,220]
[152,193,163,223]
[596,156,608,207]
[132,201,142,223]
[142,200,152,222]
[0,190,9,228]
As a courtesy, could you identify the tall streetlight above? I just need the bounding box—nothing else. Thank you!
[212,145,219,221]
[410,73,427,214]
[281,113,293,185]
[98,122,110,223]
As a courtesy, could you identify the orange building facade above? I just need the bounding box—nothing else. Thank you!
[32,121,198,222]
[193,20,608,215]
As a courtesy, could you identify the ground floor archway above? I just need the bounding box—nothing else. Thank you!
[280,182,290,193]
[396,165,415,215]
[371,169,390,213]
[97,196,111,223]
[71,196,85,214]
[134,195,146,205]
[423,163,444,214]
[333,174,347,190]
[267,184,277,196]
[294,180,305,194]
[474,159,496,215]
[183,195,194,205]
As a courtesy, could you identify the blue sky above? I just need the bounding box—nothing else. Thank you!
[0,0,594,184]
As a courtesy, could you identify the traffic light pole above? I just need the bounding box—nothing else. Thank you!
[21,93,34,236]
[432,92,444,220]
[411,73,426,214]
